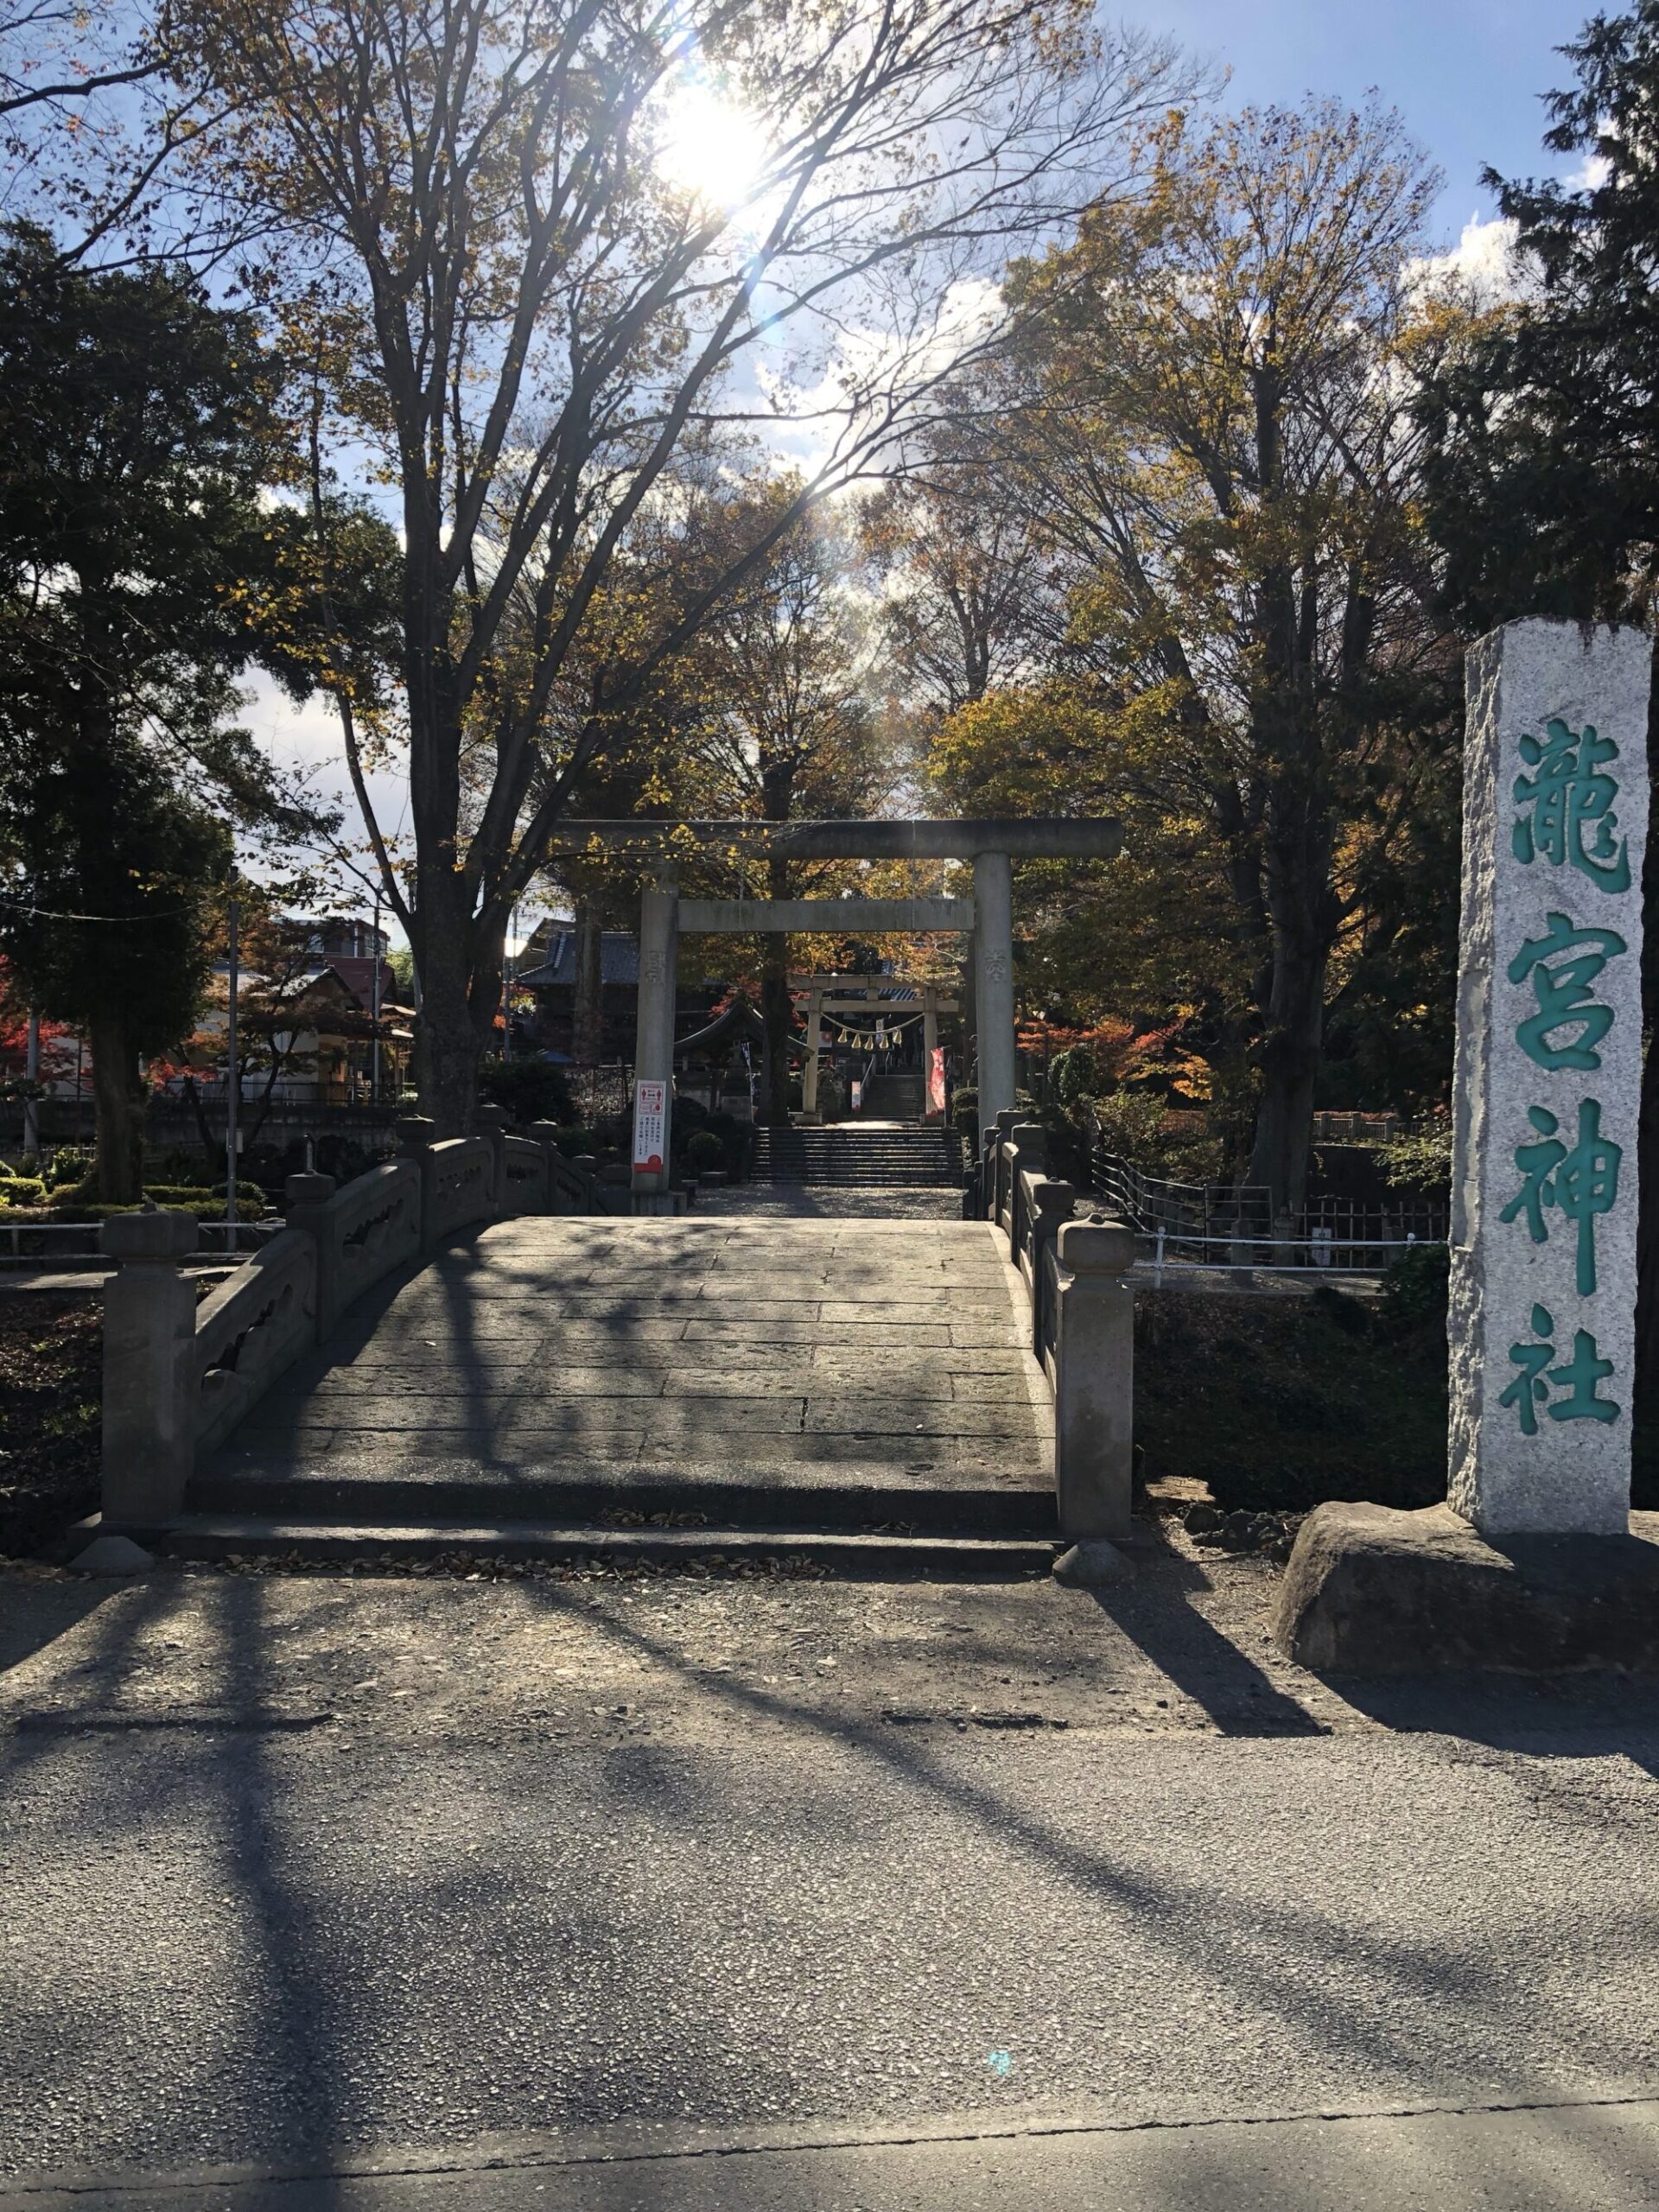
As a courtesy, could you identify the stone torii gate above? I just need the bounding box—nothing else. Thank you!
[791,975,959,1121]
[543,817,1122,1193]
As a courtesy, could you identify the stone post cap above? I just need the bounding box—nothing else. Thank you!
[572,1154,598,1170]
[527,1121,564,1143]
[99,1209,197,1262]
[1009,1120,1048,1156]
[994,1109,1020,1132]
[283,1172,337,1211]
[396,1115,437,1154]
[1058,1217,1136,1273]
[1031,1177,1076,1215]
[472,1104,509,1131]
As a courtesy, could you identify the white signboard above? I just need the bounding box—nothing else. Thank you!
[632,1079,667,1176]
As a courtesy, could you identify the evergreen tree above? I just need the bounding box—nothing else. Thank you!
[0,230,373,1197]
[1418,3,1659,1376]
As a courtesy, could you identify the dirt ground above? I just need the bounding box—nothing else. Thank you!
[0,1530,1356,1751]
[0,1294,100,1559]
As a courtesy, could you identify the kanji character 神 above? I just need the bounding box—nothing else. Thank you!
[1498,1098,1622,1296]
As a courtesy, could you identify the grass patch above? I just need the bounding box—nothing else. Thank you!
[0,1295,102,1557]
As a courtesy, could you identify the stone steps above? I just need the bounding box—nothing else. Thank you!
[138,1514,1058,1580]
[188,1467,1058,1538]
[753,1124,963,1187]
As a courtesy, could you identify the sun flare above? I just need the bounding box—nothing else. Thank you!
[657,79,772,211]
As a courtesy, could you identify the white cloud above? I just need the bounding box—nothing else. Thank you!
[1408,213,1524,308]
[1567,150,1612,193]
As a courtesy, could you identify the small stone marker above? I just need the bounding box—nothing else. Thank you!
[1450,619,1651,1535]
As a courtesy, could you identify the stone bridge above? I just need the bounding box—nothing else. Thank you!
[89,1118,1132,1573]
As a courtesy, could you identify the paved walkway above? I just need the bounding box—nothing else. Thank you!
[203,1217,1052,1522]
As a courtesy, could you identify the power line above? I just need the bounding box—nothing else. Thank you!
[0,892,190,923]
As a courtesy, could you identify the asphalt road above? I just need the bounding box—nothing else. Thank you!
[8,2099,1659,2209]
[7,1560,1659,2205]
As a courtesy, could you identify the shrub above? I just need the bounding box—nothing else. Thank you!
[1381,1240,1450,1329]
[1089,1090,1168,1160]
[699,1110,748,1176]
[1052,1044,1099,1109]
[686,1129,725,1172]
[478,1056,575,1127]
[0,1174,47,1207]
[950,1085,978,1147]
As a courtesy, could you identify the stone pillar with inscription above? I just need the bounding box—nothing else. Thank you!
[632,872,679,1195]
[1450,619,1651,1535]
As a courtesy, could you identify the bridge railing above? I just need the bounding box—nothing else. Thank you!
[93,1111,607,1535]
[975,1115,1135,1545]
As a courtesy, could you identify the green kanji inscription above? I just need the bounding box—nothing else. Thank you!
[1512,718,1631,893]
[1500,1302,1621,1434]
[1498,1098,1621,1296]
[1508,912,1627,1071]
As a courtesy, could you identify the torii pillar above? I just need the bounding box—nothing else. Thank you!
[631,869,678,1195]
[974,849,1015,1126]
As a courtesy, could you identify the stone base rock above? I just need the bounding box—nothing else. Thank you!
[1052,1539,1133,1588]
[1274,1500,1659,1673]
[67,1533,154,1576]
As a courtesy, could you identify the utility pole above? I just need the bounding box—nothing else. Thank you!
[226,874,239,1241]
[22,1009,40,1162]
[371,894,383,1106]
[502,905,518,1062]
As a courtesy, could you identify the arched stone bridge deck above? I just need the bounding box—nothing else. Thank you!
[193,1217,1056,1546]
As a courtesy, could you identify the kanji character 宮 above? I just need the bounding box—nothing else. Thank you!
[1508,912,1627,1071]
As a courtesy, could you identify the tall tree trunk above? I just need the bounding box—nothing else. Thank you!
[1246,933,1327,1225]
[574,901,603,1064]
[412,865,493,1137]
[88,1005,143,1203]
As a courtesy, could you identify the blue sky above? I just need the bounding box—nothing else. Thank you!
[1149,0,1587,241]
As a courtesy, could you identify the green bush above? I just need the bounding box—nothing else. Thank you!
[545,1123,600,1157]
[1051,1044,1099,1109]
[699,1109,748,1176]
[1088,1090,1167,1160]
[478,1056,575,1127]
[0,1174,47,1207]
[686,1129,725,1172]
[950,1085,978,1147]
[1381,1240,1451,1328]
[36,1179,266,1220]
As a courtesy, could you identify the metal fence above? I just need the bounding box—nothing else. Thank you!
[1090,1147,1447,1279]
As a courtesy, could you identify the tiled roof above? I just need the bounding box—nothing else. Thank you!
[516,931,639,989]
